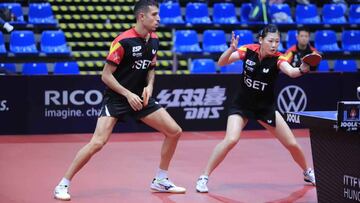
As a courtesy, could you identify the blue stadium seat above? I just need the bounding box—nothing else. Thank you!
[314,30,340,52]
[334,60,358,72]
[0,63,16,73]
[317,60,330,72]
[190,59,217,74]
[159,2,184,24]
[240,3,265,24]
[295,4,321,24]
[213,3,239,24]
[28,3,57,26]
[0,3,26,25]
[240,3,253,23]
[269,3,294,23]
[349,4,360,24]
[342,30,360,51]
[322,4,347,24]
[41,30,71,55]
[22,63,48,75]
[54,62,80,75]
[10,31,38,55]
[0,32,6,55]
[185,2,211,24]
[220,60,243,74]
[286,30,297,48]
[233,30,253,47]
[202,30,228,53]
[173,30,202,53]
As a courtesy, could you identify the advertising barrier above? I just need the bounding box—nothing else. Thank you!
[0,72,359,134]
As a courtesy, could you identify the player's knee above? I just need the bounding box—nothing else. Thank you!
[225,137,239,149]
[90,140,106,152]
[167,126,182,138]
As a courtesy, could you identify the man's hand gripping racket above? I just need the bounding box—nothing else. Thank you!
[142,87,150,107]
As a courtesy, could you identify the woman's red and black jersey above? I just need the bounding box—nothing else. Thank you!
[230,44,287,124]
[104,28,158,98]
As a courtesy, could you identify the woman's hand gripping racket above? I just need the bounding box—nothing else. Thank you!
[302,53,322,66]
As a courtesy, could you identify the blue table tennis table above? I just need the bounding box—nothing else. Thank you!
[286,111,360,203]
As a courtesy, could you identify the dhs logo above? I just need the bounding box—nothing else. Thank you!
[277,85,307,114]
[156,86,226,120]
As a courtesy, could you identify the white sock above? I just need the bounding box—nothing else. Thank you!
[59,177,70,186]
[155,168,168,180]
[3,22,14,32]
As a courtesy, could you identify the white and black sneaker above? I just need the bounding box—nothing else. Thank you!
[150,178,186,193]
[54,184,71,201]
[3,22,14,32]
[196,175,209,193]
[304,168,316,186]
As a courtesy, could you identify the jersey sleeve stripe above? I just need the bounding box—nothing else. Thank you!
[109,42,122,55]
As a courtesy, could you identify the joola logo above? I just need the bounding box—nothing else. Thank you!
[340,122,358,128]
[246,59,256,66]
[286,113,300,124]
[132,46,141,52]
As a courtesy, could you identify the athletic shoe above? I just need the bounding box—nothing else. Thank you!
[304,168,316,186]
[196,175,209,193]
[150,178,186,193]
[54,185,71,201]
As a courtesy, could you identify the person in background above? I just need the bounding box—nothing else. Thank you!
[284,27,320,71]
[0,7,14,32]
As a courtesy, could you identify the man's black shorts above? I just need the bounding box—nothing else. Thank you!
[99,95,162,122]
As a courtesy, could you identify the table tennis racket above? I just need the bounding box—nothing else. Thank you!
[142,88,149,107]
[302,53,322,66]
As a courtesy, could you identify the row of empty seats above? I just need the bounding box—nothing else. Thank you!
[190,58,358,74]
[0,2,57,26]
[0,30,70,56]
[0,62,79,75]
[159,2,360,25]
[173,29,360,53]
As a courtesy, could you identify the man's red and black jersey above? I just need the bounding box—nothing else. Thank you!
[284,44,317,70]
[234,44,287,110]
[105,28,159,98]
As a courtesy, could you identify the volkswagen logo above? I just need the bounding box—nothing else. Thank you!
[277,85,307,114]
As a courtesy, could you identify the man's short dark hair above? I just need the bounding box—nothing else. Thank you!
[297,27,310,34]
[133,0,158,17]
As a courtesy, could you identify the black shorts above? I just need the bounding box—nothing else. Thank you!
[228,104,276,127]
[99,95,162,122]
